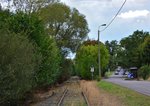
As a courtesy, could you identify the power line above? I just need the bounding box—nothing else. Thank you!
[100,0,127,32]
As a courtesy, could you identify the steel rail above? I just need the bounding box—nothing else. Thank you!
[57,88,68,106]
[82,91,90,106]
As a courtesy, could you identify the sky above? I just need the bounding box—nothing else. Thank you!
[61,0,150,42]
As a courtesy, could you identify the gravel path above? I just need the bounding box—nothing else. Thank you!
[104,75,150,96]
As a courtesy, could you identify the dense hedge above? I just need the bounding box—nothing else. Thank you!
[0,10,61,104]
[0,30,41,105]
[1,11,61,86]
[0,2,88,104]
[36,37,61,86]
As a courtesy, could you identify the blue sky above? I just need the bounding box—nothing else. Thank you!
[61,0,150,42]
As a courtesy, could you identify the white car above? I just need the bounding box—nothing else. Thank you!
[115,71,119,75]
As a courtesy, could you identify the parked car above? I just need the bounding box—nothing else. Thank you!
[123,71,129,75]
[128,72,134,79]
[115,71,119,75]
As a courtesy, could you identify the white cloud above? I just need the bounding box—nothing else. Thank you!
[118,10,150,19]
[127,0,148,3]
[62,0,150,42]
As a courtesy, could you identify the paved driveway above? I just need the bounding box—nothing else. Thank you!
[104,75,150,96]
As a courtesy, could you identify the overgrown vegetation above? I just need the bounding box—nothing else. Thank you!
[0,30,41,105]
[0,1,89,105]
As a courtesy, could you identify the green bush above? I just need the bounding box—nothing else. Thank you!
[0,30,41,105]
[10,12,61,86]
[138,65,150,80]
[36,37,61,86]
[75,43,109,80]
[0,10,61,87]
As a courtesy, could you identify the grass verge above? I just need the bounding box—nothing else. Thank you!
[98,81,150,106]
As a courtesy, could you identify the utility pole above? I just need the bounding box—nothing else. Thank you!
[98,24,106,79]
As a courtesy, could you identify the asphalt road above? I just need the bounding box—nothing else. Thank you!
[104,74,150,96]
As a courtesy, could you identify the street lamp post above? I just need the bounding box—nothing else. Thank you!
[98,24,106,79]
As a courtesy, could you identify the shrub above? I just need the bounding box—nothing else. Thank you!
[138,65,150,80]
[36,37,61,86]
[75,43,109,80]
[0,10,61,87]
[0,30,41,105]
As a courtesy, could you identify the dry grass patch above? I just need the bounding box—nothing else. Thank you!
[80,80,123,106]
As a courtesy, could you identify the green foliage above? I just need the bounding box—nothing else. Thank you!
[58,59,74,83]
[0,9,12,29]
[75,42,109,79]
[138,65,150,80]
[1,10,61,86]
[7,12,46,43]
[36,37,61,86]
[120,30,149,68]
[105,40,120,70]
[0,30,41,105]
[0,3,89,104]
[106,30,150,71]
[140,36,150,64]
[2,9,60,95]
[39,3,89,55]
[1,0,59,13]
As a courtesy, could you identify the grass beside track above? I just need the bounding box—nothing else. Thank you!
[98,81,150,106]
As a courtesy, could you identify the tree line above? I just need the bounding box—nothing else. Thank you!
[105,30,150,80]
[0,1,89,105]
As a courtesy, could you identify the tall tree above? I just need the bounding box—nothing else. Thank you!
[39,3,89,56]
[105,40,121,70]
[0,0,59,12]
[0,10,61,86]
[75,40,109,79]
[120,30,150,68]
[140,36,150,65]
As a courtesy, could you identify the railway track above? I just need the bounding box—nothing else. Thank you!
[58,82,90,106]
[31,87,67,106]
[31,79,90,106]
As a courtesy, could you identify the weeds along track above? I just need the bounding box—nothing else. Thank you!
[31,78,89,106]
[58,81,89,106]
[31,86,67,106]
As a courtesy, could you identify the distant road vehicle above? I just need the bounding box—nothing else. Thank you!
[115,71,119,75]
